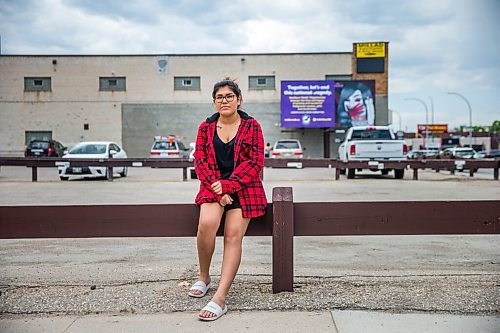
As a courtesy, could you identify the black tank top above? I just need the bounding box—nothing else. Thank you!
[213,130,235,180]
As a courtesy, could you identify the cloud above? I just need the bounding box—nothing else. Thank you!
[0,0,499,129]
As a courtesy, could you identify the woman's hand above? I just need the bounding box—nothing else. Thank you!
[219,194,233,207]
[211,181,223,195]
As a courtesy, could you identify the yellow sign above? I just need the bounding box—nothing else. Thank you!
[356,42,386,58]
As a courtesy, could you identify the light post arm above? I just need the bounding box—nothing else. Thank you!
[405,98,429,148]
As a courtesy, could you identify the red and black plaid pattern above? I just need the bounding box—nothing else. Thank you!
[194,113,267,218]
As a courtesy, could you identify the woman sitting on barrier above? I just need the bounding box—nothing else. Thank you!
[189,78,267,321]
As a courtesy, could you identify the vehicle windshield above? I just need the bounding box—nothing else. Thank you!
[275,141,300,149]
[153,141,177,150]
[350,130,392,140]
[69,144,107,154]
[29,141,49,149]
[455,150,473,157]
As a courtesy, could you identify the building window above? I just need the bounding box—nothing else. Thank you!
[99,77,126,91]
[24,77,51,91]
[249,76,275,90]
[174,76,201,90]
[325,75,352,81]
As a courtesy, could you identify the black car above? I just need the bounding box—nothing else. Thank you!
[25,139,67,157]
[487,149,500,158]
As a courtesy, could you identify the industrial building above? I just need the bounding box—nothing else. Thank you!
[0,43,390,157]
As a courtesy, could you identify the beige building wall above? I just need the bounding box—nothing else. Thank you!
[0,53,353,155]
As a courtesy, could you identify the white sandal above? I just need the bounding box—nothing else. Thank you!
[198,301,228,321]
[188,280,211,298]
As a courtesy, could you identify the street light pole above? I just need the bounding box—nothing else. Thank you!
[428,96,435,145]
[429,96,434,124]
[405,98,429,149]
[447,92,473,148]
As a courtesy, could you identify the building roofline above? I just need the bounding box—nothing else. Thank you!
[0,51,352,57]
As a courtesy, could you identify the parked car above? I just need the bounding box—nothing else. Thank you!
[188,142,196,161]
[474,150,487,159]
[440,147,476,159]
[25,139,66,157]
[271,139,304,159]
[338,126,407,179]
[188,142,197,179]
[474,149,500,158]
[58,141,127,180]
[487,149,500,158]
[150,135,190,158]
[407,149,439,159]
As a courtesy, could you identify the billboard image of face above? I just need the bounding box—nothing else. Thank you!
[335,80,376,128]
[281,80,335,128]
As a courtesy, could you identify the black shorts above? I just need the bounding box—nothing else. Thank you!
[224,193,241,211]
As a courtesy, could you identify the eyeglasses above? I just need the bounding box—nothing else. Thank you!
[214,94,236,104]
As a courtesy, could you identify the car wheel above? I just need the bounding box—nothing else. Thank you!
[60,176,69,181]
[381,169,389,175]
[347,169,355,179]
[119,167,128,178]
[394,169,405,179]
[339,169,346,175]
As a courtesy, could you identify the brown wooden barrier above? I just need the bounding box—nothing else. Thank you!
[0,157,498,182]
[1,187,498,293]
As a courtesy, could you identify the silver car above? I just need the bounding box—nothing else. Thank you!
[271,139,304,159]
[441,147,476,159]
[58,141,128,180]
[150,136,190,159]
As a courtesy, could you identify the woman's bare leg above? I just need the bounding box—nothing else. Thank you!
[193,203,224,296]
[199,208,250,318]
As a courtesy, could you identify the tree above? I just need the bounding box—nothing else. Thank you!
[491,120,500,132]
[473,126,485,132]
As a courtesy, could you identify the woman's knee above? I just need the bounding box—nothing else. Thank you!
[223,214,249,245]
[198,217,219,234]
[198,207,222,235]
[223,231,244,247]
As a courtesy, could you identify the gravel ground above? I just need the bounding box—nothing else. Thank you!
[1,236,499,317]
[1,272,499,316]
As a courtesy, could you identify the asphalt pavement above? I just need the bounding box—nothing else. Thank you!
[0,166,499,332]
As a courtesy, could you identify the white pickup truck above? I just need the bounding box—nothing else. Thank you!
[338,126,408,179]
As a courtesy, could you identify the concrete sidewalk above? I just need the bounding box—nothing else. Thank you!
[1,311,499,333]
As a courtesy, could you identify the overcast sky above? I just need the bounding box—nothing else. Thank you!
[1,0,499,132]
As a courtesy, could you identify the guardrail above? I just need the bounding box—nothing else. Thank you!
[0,187,499,293]
[335,159,500,180]
[0,157,498,182]
[0,157,193,182]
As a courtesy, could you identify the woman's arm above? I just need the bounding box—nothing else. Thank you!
[193,123,219,188]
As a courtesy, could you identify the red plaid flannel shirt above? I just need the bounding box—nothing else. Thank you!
[194,111,267,218]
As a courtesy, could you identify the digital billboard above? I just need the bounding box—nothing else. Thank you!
[334,80,376,128]
[280,80,335,128]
